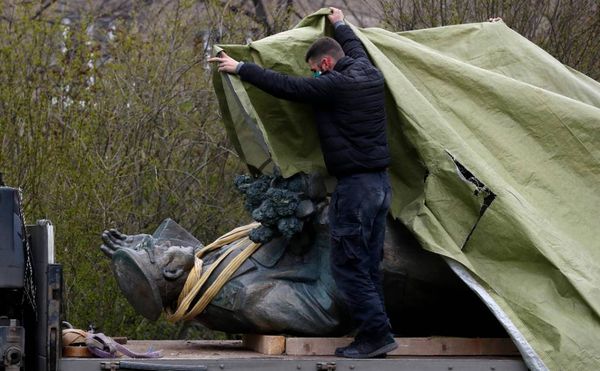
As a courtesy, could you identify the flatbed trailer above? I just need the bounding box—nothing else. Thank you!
[60,339,527,371]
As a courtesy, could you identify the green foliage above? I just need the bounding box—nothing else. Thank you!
[0,1,275,339]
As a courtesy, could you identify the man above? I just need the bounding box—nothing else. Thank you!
[209,7,397,359]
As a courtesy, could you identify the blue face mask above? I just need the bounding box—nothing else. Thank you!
[312,70,322,78]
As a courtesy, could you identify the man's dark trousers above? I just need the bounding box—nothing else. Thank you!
[329,170,392,340]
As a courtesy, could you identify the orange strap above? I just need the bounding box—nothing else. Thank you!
[62,328,91,357]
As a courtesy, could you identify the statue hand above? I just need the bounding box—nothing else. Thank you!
[100,229,152,258]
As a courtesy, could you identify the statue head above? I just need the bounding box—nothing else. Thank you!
[106,219,200,321]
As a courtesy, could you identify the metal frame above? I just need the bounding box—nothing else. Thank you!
[61,356,527,371]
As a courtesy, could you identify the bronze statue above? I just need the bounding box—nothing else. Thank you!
[101,173,505,337]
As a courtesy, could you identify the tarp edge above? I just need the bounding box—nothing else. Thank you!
[445,258,548,371]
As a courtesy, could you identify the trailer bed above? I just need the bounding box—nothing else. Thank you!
[60,339,527,370]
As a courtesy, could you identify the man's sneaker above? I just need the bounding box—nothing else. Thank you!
[335,338,359,357]
[334,345,348,357]
[340,333,398,359]
[335,343,388,358]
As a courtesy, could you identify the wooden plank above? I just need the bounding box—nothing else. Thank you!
[392,337,520,356]
[286,337,351,356]
[285,337,520,356]
[242,334,286,355]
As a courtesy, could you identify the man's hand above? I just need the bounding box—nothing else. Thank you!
[208,52,240,74]
[328,7,344,24]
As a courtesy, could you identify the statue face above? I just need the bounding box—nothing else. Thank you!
[110,235,195,321]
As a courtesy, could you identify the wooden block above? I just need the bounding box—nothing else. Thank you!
[286,337,352,356]
[285,337,519,356]
[392,337,520,356]
[242,334,286,355]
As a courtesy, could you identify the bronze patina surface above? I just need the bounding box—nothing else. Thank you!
[101,173,504,337]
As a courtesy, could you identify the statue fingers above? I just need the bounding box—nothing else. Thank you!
[102,231,123,249]
[100,244,115,258]
[108,228,127,241]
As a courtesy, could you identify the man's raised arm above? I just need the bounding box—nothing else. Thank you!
[208,52,335,104]
[328,7,370,62]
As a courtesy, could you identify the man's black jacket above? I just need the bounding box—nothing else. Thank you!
[238,24,390,178]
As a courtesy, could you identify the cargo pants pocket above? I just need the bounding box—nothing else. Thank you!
[330,222,363,266]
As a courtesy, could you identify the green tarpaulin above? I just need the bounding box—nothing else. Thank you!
[213,9,600,370]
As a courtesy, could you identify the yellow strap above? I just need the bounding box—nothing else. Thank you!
[166,223,262,323]
[211,222,260,243]
[167,241,241,321]
[194,222,260,257]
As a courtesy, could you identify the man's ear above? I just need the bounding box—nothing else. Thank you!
[322,56,334,71]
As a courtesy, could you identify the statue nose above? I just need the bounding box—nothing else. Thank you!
[163,267,184,280]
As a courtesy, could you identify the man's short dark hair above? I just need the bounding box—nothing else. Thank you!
[305,37,344,62]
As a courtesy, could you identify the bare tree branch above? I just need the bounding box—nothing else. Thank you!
[31,0,58,21]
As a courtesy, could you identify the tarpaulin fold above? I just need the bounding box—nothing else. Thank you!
[213,9,600,370]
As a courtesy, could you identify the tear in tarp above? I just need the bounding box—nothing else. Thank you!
[212,9,600,370]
